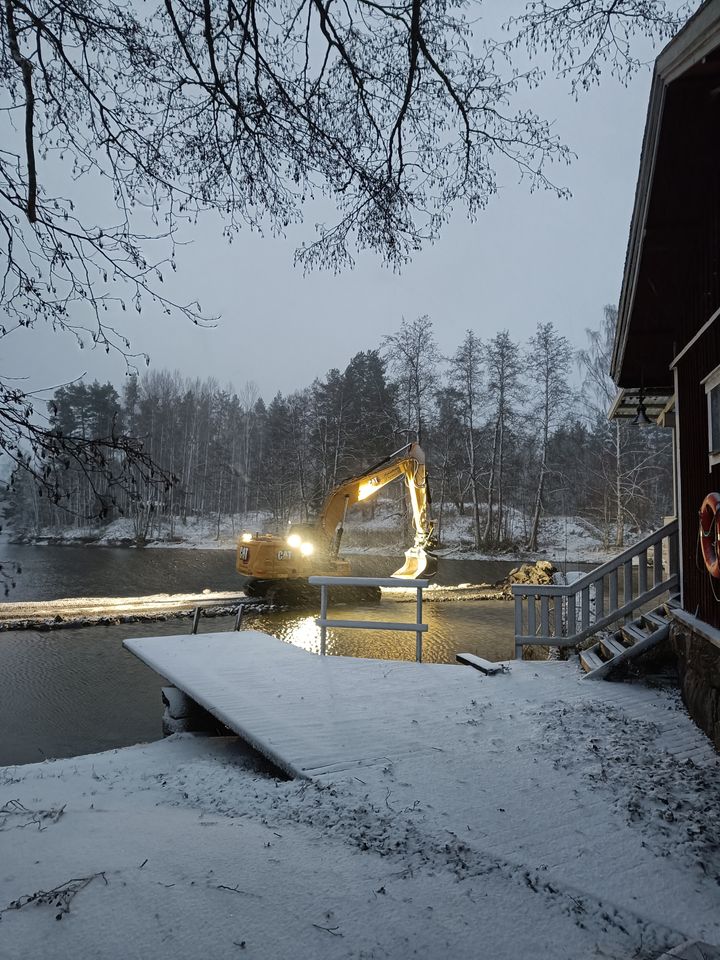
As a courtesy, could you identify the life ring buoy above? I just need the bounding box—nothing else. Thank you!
[699,492,720,578]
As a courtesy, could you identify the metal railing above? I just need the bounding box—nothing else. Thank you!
[191,602,246,634]
[308,575,429,661]
[511,520,679,659]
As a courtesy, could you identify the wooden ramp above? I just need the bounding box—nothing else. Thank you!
[124,631,451,779]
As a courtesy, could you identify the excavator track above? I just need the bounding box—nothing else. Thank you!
[246,579,381,607]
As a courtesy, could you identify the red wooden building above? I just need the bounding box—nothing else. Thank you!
[612,0,720,746]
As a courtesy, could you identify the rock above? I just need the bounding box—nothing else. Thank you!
[506,561,558,587]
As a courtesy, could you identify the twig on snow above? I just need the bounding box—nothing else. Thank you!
[1,872,107,921]
[0,799,66,832]
[312,923,343,936]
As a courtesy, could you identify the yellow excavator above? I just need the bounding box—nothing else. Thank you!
[236,442,437,599]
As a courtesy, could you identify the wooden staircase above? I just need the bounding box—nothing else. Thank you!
[512,521,680,661]
[579,603,675,679]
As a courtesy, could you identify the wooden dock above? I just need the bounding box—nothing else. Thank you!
[124,631,462,779]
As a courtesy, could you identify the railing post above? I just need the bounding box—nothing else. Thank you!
[653,541,663,586]
[416,585,423,663]
[638,550,648,595]
[540,596,550,639]
[554,594,564,640]
[669,527,679,581]
[191,606,202,634]
[609,569,618,612]
[581,587,590,631]
[528,596,537,639]
[594,578,605,620]
[234,604,244,631]
[623,560,633,623]
[319,584,328,656]
[514,594,523,659]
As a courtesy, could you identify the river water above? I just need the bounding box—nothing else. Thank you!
[0,545,570,765]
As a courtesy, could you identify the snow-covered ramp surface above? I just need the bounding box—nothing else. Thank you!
[123,630,464,778]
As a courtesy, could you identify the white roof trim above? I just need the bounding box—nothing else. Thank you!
[670,304,720,368]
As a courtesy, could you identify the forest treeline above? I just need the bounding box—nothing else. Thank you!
[4,308,673,551]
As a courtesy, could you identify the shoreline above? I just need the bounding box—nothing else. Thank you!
[4,534,617,567]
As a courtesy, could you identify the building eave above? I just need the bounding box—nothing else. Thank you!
[612,0,720,386]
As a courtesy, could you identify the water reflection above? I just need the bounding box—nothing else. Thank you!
[246,595,515,663]
[271,613,322,654]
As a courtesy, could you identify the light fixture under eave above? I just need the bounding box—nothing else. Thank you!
[631,389,652,426]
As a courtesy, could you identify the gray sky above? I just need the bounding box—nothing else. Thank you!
[3,42,659,403]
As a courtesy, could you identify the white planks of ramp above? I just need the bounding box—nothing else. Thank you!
[124,631,461,779]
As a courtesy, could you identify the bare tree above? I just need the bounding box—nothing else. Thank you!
[237,381,259,516]
[483,330,524,547]
[382,316,438,443]
[525,322,572,552]
[578,305,672,546]
[578,305,625,544]
[448,330,484,549]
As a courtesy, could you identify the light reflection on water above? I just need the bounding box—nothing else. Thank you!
[255,598,517,663]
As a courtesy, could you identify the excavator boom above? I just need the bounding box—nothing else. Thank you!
[319,442,437,579]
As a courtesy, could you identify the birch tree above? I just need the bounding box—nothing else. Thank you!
[526,322,573,551]
[483,331,524,547]
[448,331,485,549]
[382,317,439,443]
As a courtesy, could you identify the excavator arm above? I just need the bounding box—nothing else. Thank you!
[318,442,437,579]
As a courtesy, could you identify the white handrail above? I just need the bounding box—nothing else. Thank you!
[511,520,680,658]
[308,575,429,661]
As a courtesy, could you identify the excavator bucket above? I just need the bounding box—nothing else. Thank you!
[392,547,438,580]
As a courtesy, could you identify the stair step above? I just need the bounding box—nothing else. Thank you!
[580,648,604,673]
[643,610,670,630]
[600,636,627,660]
[621,623,651,646]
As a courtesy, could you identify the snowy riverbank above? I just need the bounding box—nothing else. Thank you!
[7,511,638,566]
[2,658,718,960]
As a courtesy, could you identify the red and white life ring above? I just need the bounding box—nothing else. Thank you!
[699,492,720,578]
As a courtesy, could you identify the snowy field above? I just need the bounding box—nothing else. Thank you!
[2,657,719,960]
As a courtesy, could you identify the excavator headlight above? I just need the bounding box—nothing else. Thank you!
[287,533,302,549]
[241,532,253,543]
[300,542,314,556]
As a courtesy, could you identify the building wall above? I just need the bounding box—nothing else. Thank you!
[670,621,720,750]
[676,320,720,627]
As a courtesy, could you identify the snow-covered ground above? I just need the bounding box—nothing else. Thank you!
[15,508,643,565]
[2,657,718,960]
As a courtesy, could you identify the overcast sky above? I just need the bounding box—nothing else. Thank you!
[3,25,665,403]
